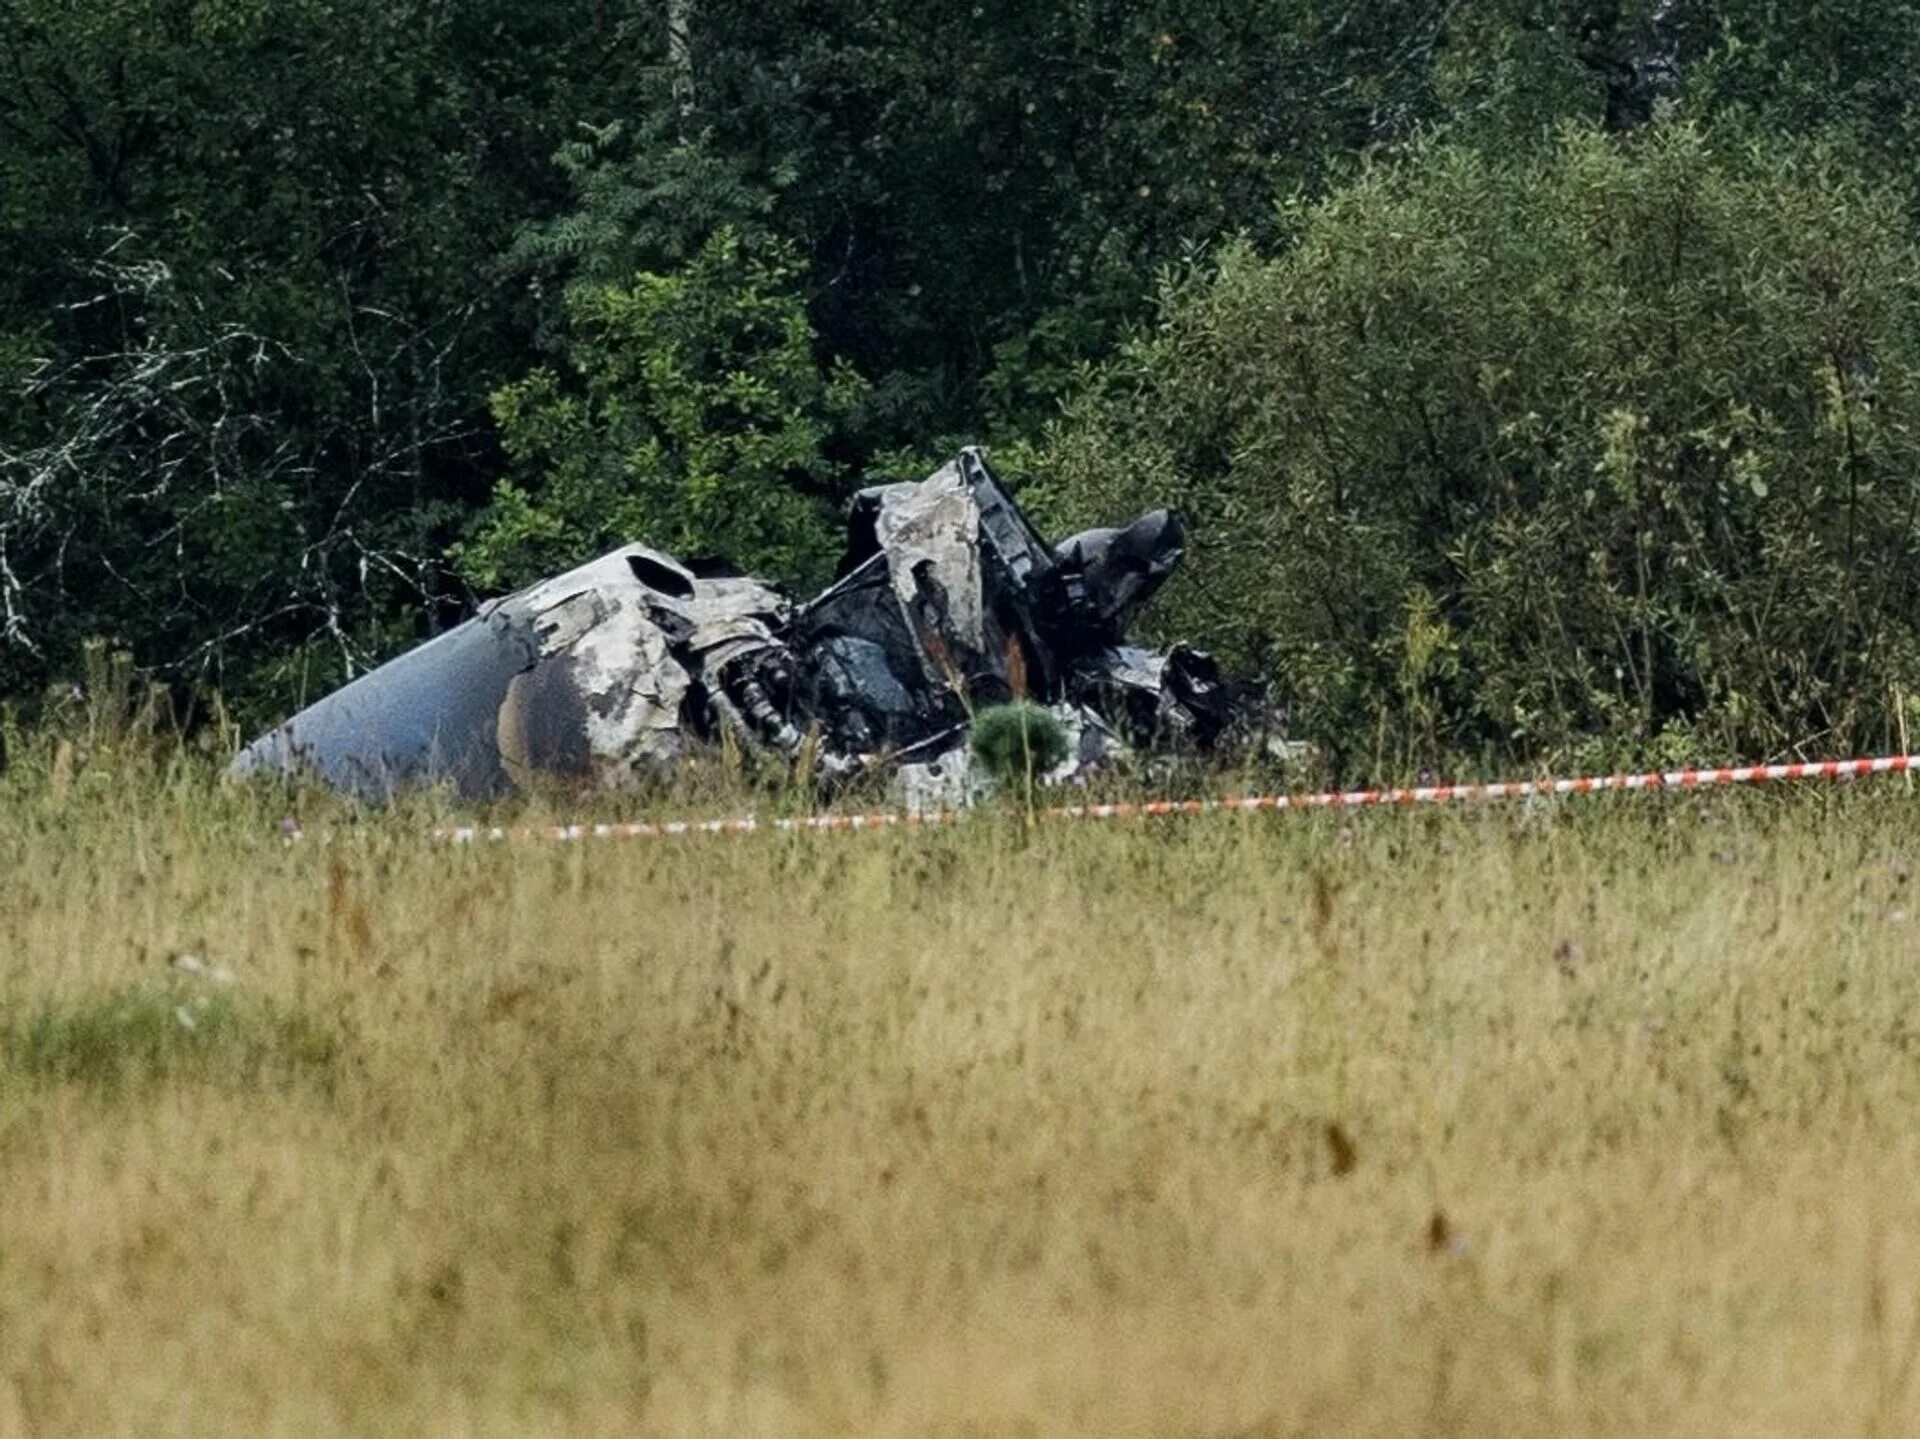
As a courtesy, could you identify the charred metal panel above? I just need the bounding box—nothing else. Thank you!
[232,447,1291,802]
[1052,509,1185,642]
[229,609,540,800]
[232,542,781,799]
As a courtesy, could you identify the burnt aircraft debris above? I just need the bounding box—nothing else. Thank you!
[230,448,1289,803]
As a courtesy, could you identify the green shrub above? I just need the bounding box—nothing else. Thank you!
[970,703,1070,790]
[1043,123,1920,775]
[457,228,864,594]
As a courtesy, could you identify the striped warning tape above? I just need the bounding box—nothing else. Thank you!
[431,752,1920,845]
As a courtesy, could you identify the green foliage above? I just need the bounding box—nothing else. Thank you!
[0,0,636,714]
[1046,124,1920,773]
[508,118,779,285]
[8,0,1920,769]
[970,703,1070,790]
[458,229,862,592]
[3,983,336,1092]
[1689,1,1920,170]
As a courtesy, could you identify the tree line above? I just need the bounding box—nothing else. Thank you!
[4,1,1920,772]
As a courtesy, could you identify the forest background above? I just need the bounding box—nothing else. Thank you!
[6,0,1920,779]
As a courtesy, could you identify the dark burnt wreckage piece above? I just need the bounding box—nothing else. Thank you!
[229,544,792,800]
[230,447,1284,801]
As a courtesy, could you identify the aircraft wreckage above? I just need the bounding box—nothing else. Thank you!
[231,448,1288,804]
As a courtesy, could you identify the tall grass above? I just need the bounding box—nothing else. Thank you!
[3,751,1920,1434]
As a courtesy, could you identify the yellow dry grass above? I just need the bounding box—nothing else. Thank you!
[4,763,1920,1436]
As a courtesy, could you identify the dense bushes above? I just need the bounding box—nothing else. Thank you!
[1043,125,1920,773]
[0,0,627,712]
[9,6,1920,766]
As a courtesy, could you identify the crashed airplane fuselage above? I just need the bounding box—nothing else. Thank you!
[231,448,1275,801]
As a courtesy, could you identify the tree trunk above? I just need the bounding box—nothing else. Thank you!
[1577,0,1684,132]
[666,0,694,116]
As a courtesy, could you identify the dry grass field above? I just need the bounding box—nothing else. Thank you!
[6,757,1920,1436]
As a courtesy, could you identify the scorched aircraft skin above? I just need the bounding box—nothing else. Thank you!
[230,448,1276,800]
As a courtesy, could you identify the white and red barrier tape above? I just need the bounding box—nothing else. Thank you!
[431,752,1920,845]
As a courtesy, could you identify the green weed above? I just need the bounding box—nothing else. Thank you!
[2,984,335,1092]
